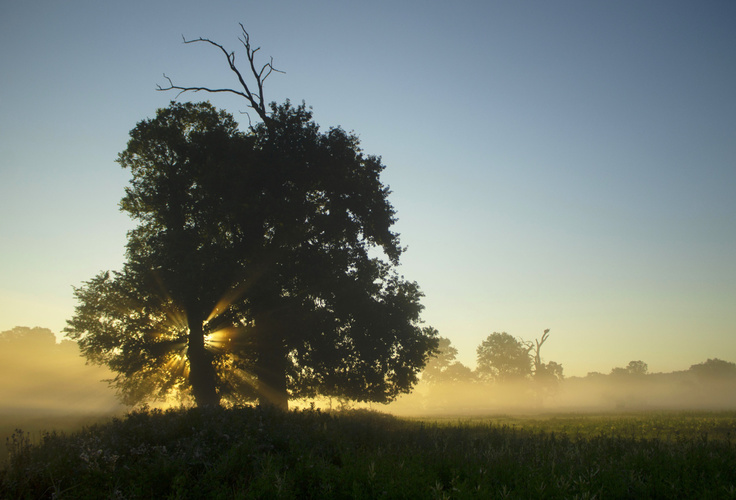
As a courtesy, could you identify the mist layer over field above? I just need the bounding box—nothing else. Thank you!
[2,327,735,419]
[389,373,736,416]
[0,327,121,414]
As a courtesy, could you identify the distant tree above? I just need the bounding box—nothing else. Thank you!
[442,362,475,383]
[522,328,564,381]
[525,329,550,374]
[689,358,736,379]
[422,334,456,383]
[476,332,532,382]
[0,326,91,364]
[610,360,648,377]
[626,360,648,376]
[536,360,564,382]
[65,29,438,410]
[422,334,474,384]
[0,326,56,349]
[520,329,564,404]
[0,327,117,411]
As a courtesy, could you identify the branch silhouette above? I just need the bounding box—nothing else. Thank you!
[157,23,284,126]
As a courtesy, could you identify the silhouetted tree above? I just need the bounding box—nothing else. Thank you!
[0,326,56,349]
[689,358,736,379]
[627,360,648,376]
[157,23,282,129]
[525,329,549,373]
[476,332,532,382]
[421,333,455,382]
[611,360,648,377]
[538,360,564,380]
[442,362,475,383]
[532,360,564,401]
[519,329,563,404]
[421,334,474,384]
[66,46,437,409]
[523,328,563,381]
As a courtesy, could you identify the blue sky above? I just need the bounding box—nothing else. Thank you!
[1,1,734,376]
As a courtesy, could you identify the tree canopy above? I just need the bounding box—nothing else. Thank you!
[65,100,437,409]
[688,358,736,379]
[611,360,649,377]
[475,332,532,382]
[421,334,474,384]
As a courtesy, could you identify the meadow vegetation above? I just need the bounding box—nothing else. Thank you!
[2,406,735,499]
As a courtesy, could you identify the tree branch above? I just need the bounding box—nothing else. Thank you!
[156,25,284,126]
[157,74,251,101]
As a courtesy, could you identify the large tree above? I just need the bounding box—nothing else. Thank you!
[66,38,437,409]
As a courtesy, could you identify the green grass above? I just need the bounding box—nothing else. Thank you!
[416,411,736,442]
[0,411,120,467]
[2,407,735,499]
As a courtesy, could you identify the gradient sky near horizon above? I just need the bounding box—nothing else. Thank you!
[1,1,734,377]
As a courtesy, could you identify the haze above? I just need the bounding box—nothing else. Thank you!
[2,326,734,420]
[1,1,735,395]
[0,327,121,414]
[391,372,736,417]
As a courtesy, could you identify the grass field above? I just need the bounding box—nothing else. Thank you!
[0,410,122,464]
[2,406,735,499]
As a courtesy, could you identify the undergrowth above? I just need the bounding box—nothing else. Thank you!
[2,406,735,499]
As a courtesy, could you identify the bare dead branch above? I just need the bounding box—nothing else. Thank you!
[533,329,550,370]
[157,25,284,127]
[157,74,252,101]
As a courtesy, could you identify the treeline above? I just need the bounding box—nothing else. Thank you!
[0,327,121,413]
[566,358,736,410]
[391,330,736,414]
[3,326,734,414]
[422,329,564,385]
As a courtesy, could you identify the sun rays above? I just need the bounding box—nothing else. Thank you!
[205,281,252,324]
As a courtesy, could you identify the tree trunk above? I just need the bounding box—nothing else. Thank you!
[187,312,220,407]
[253,312,289,410]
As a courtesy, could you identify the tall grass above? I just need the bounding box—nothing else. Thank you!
[2,406,735,499]
[0,411,121,468]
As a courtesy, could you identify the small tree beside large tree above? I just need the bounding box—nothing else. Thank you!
[65,26,437,410]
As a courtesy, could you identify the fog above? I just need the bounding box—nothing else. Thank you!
[0,327,122,415]
[388,371,736,416]
[2,327,735,418]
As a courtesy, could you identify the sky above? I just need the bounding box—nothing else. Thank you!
[1,1,735,378]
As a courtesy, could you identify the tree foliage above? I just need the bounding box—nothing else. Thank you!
[65,100,437,409]
[0,326,57,347]
[688,358,736,379]
[421,333,474,384]
[536,360,564,382]
[611,360,649,377]
[475,332,532,382]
